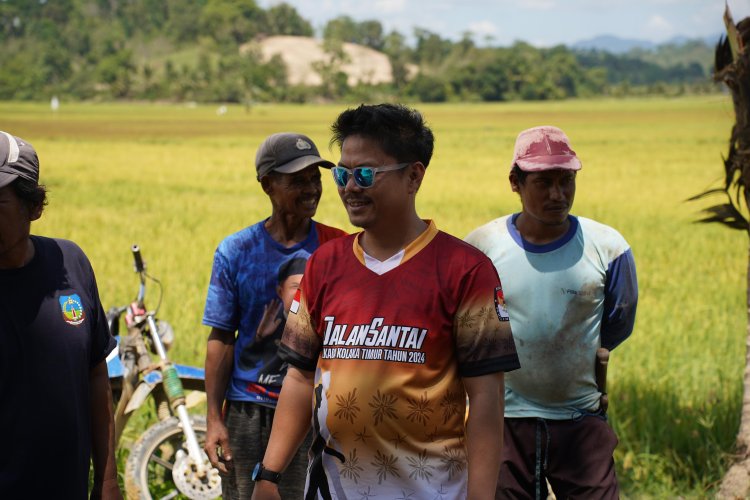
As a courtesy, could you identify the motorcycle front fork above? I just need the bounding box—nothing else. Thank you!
[146,315,205,471]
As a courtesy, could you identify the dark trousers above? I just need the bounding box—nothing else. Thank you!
[221,400,311,500]
[496,415,619,500]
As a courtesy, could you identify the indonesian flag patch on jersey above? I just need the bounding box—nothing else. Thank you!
[290,289,301,314]
[494,285,509,321]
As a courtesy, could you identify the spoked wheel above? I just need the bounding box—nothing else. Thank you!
[125,415,221,500]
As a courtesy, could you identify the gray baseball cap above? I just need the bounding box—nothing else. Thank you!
[0,131,39,189]
[255,132,334,180]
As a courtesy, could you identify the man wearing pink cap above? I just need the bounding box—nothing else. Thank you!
[465,126,638,499]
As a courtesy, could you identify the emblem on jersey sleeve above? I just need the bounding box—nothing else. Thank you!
[494,286,509,322]
[290,289,301,314]
[60,294,86,326]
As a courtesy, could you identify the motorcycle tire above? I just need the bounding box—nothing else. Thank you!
[125,414,218,500]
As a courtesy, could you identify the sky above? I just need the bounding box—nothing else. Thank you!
[260,0,750,47]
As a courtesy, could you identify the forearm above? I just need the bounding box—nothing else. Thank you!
[261,366,314,472]
[205,328,235,421]
[89,360,118,487]
[464,372,504,499]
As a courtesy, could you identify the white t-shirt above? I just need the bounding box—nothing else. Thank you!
[466,214,638,420]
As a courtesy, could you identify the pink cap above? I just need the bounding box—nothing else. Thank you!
[511,126,582,172]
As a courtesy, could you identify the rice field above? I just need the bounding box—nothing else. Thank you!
[1,95,743,497]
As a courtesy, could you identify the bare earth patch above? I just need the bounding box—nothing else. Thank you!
[242,35,394,87]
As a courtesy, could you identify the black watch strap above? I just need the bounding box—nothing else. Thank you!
[252,462,282,484]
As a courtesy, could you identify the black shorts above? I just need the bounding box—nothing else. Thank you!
[497,415,619,500]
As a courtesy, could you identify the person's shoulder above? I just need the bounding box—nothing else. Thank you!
[313,231,356,257]
[464,215,513,249]
[216,221,265,253]
[577,217,628,243]
[37,236,87,259]
[313,221,348,244]
[303,233,356,280]
[435,230,496,266]
[577,216,630,256]
[33,236,94,274]
[467,215,512,235]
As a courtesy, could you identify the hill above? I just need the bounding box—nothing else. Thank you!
[243,36,394,86]
[572,34,657,54]
[572,33,722,54]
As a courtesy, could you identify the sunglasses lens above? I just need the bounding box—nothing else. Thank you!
[353,167,375,188]
[332,167,349,187]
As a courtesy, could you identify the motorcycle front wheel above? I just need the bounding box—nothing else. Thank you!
[125,415,221,500]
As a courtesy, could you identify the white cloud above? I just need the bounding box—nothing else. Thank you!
[646,14,674,37]
[519,0,557,11]
[374,0,406,13]
[467,20,498,37]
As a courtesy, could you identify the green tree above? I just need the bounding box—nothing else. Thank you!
[96,49,135,97]
[200,0,266,45]
[323,16,383,50]
[382,30,413,90]
[313,37,350,100]
[117,0,169,36]
[407,74,448,102]
[413,28,451,67]
[357,20,384,50]
[323,15,358,43]
[447,51,510,101]
[264,3,313,36]
[166,0,208,43]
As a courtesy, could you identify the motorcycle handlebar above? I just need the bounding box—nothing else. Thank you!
[132,244,145,273]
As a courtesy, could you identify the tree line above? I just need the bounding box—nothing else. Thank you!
[0,0,718,103]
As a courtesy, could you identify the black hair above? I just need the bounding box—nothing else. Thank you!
[330,104,434,167]
[510,164,529,185]
[277,257,308,284]
[11,177,47,214]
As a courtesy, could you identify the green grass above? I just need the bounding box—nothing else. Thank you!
[2,96,743,497]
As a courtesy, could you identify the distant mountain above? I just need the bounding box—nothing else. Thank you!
[571,33,723,54]
[572,35,655,54]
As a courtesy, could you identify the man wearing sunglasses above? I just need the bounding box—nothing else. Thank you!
[465,126,638,499]
[203,132,346,499]
[252,104,520,500]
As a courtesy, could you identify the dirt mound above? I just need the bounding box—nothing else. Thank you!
[242,35,394,87]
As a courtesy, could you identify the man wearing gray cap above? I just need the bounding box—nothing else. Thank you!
[0,132,121,499]
[465,126,638,499]
[202,132,345,499]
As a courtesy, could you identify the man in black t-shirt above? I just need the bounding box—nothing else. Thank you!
[0,132,122,499]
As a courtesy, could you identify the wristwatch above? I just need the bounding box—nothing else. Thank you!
[252,462,282,484]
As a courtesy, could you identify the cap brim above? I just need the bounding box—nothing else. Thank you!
[0,171,18,189]
[515,155,581,172]
[274,155,335,174]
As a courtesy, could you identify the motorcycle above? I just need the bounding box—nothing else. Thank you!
[106,245,221,500]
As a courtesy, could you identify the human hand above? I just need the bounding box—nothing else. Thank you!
[256,299,282,341]
[90,477,123,500]
[250,480,281,500]
[204,417,233,474]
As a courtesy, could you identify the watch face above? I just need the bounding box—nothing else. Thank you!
[252,462,262,480]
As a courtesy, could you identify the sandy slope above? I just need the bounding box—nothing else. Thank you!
[242,35,394,86]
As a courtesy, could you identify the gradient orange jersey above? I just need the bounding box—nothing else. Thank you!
[280,221,520,499]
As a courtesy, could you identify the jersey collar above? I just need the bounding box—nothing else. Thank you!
[352,220,438,268]
[507,213,579,253]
